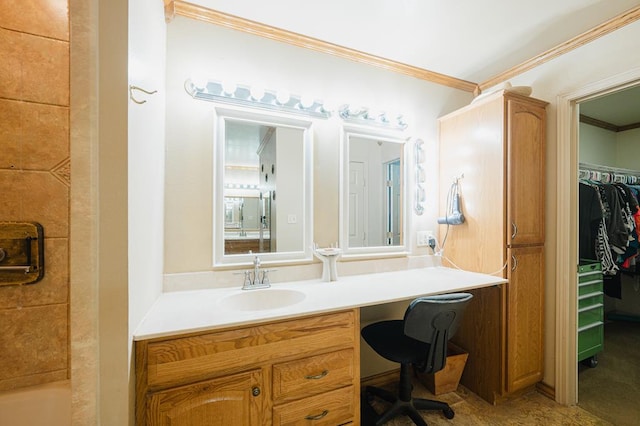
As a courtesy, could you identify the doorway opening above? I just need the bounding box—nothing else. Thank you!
[575,83,640,424]
[555,68,640,415]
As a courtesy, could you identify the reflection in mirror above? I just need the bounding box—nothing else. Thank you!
[214,108,313,266]
[341,127,408,257]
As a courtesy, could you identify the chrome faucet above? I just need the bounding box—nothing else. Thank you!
[241,255,271,290]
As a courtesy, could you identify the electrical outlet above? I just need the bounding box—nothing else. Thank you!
[417,231,433,247]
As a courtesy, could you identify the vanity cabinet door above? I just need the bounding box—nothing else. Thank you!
[147,370,264,426]
[506,97,546,247]
[505,245,545,393]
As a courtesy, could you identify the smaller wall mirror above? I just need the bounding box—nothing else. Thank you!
[340,126,409,257]
[214,107,313,266]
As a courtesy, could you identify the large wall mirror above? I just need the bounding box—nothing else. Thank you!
[340,126,409,257]
[214,107,313,266]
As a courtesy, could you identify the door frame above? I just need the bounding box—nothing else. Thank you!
[555,66,640,405]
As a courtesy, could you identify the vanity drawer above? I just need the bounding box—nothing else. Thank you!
[272,385,355,426]
[143,310,356,389]
[272,349,354,402]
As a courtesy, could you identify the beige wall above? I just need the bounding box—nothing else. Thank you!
[0,0,70,392]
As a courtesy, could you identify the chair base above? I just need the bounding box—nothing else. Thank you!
[363,386,454,426]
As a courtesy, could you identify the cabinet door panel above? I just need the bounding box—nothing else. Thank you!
[506,98,546,246]
[147,370,264,426]
[506,246,544,392]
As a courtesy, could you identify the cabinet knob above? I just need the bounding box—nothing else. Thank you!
[305,410,329,420]
[251,386,261,397]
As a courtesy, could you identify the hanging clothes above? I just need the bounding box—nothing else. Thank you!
[579,168,640,299]
[579,181,618,276]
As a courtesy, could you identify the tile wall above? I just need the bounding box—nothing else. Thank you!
[0,0,70,391]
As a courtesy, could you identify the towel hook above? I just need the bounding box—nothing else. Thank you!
[129,85,157,104]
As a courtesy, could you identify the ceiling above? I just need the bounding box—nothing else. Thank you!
[187,0,640,127]
[580,85,640,129]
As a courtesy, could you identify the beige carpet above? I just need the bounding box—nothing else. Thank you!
[363,380,610,425]
[578,319,640,426]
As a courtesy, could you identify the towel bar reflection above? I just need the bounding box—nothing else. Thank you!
[0,265,32,272]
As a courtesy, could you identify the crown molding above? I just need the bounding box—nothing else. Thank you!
[164,2,640,97]
[479,6,640,92]
[164,1,479,93]
[580,114,640,132]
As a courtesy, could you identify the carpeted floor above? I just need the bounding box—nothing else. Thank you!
[578,319,640,426]
[362,380,610,425]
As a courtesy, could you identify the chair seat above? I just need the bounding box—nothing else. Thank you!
[362,320,429,365]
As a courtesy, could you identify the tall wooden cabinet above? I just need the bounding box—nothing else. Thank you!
[438,90,547,403]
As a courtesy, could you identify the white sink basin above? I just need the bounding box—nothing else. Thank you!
[221,288,306,311]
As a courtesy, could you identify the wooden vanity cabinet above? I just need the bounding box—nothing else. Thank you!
[438,90,547,402]
[135,309,360,425]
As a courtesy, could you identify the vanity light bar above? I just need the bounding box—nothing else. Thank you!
[185,78,331,119]
[338,104,408,130]
[225,183,260,190]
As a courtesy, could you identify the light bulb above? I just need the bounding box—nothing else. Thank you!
[222,81,237,95]
[250,86,265,101]
[191,76,208,91]
[276,90,290,105]
[300,95,314,109]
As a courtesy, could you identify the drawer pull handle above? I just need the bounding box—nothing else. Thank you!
[305,410,329,420]
[305,370,329,380]
[251,386,261,397]
[511,255,518,271]
[511,222,518,240]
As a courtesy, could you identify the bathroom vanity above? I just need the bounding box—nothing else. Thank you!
[134,267,506,425]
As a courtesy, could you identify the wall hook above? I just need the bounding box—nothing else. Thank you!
[129,85,158,104]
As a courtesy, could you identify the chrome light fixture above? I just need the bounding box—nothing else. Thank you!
[338,104,408,130]
[185,78,331,119]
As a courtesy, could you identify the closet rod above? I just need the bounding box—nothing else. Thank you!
[579,162,640,177]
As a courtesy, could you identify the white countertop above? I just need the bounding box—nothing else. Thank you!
[134,266,506,340]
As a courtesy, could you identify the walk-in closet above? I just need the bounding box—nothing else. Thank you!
[577,84,640,426]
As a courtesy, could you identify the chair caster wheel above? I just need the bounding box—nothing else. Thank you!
[443,408,455,419]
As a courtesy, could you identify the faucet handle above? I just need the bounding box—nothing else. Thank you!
[261,270,270,286]
[243,270,253,287]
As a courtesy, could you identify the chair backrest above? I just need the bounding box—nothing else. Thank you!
[403,292,473,374]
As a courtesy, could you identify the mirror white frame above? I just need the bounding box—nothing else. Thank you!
[213,106,314,267]
[339,125,410,258]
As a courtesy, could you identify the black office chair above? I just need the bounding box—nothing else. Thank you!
[361,293,473,426]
